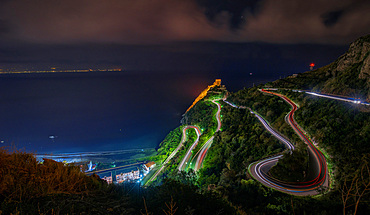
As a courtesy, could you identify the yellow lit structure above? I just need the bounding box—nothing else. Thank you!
[185,79,221,113]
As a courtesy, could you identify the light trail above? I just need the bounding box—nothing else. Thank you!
[266,88,369,105]
[223,98,293,151]
[249,89,328,195]
[147,125,200,183]
[251,110,295,151]
[224,90,328,195]
[191,99,222,171]
[177,126,201,171]
[306,92,369,105]
[193,136,214,171]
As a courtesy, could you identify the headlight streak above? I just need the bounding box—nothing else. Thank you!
[224,89,328,195]
[148,125,201,183]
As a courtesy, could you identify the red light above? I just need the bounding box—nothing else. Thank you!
[310,63,315,67]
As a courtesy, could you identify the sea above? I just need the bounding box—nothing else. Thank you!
[0,70,285,155]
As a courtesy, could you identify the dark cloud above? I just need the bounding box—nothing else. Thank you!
[236,0,370,44]
[322,10,344,27]
[321,0,370,28]
[0,0,369,45]
[196,0,263,29]
[0,19,11,35]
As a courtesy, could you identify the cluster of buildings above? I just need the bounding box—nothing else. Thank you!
[116,169,140,183]
[101,161,156,184]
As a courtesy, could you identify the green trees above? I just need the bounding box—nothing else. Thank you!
[182,100,216,134]
[157,127,182,160]
[269,144,309,182]
[198,86,369,213]
[198,103,283,187]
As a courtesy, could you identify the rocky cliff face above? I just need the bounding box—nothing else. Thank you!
[329,35,370,101]
[336,35,370,77]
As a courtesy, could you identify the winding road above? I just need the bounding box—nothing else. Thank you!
[179,99,222,172]
[250,109,294,151]
[192,100,222,171]
[177,126,202,171]
[252,89,328,195]
[148,86,353,193]
[224,90,328,195]
[148,97,222,182]
[148,125,201,183]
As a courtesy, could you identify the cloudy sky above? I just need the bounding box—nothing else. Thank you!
[0,0,369,71]
[1,0,369,45]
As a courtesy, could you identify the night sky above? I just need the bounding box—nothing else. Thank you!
[1,0,370,70]
[0,0,369,153]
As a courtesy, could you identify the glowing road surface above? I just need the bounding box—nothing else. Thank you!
[224,90,328,195]
[251,110,295,151]
[148,125,200,183]
[249,89,328,195]
[223,99,294,151]
[177,126,202,171]
[306,92,369,105]
[179,99,222,172]
[192,100,222,171]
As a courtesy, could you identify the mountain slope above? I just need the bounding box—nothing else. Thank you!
[272,35,370,102]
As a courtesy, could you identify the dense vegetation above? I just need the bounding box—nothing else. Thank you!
[182,100,216,135]
[198,86,369,214]
[227,87,302,145]
[155,128,199,184]
[156,127,183,162]
[283,90,370,213]
[198,102,284,187]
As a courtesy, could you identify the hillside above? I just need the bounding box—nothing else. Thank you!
[272,35,370,102]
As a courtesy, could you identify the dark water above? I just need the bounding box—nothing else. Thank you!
[0,70,304,154]
[0,41,349,154]
[0,70,274,153]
